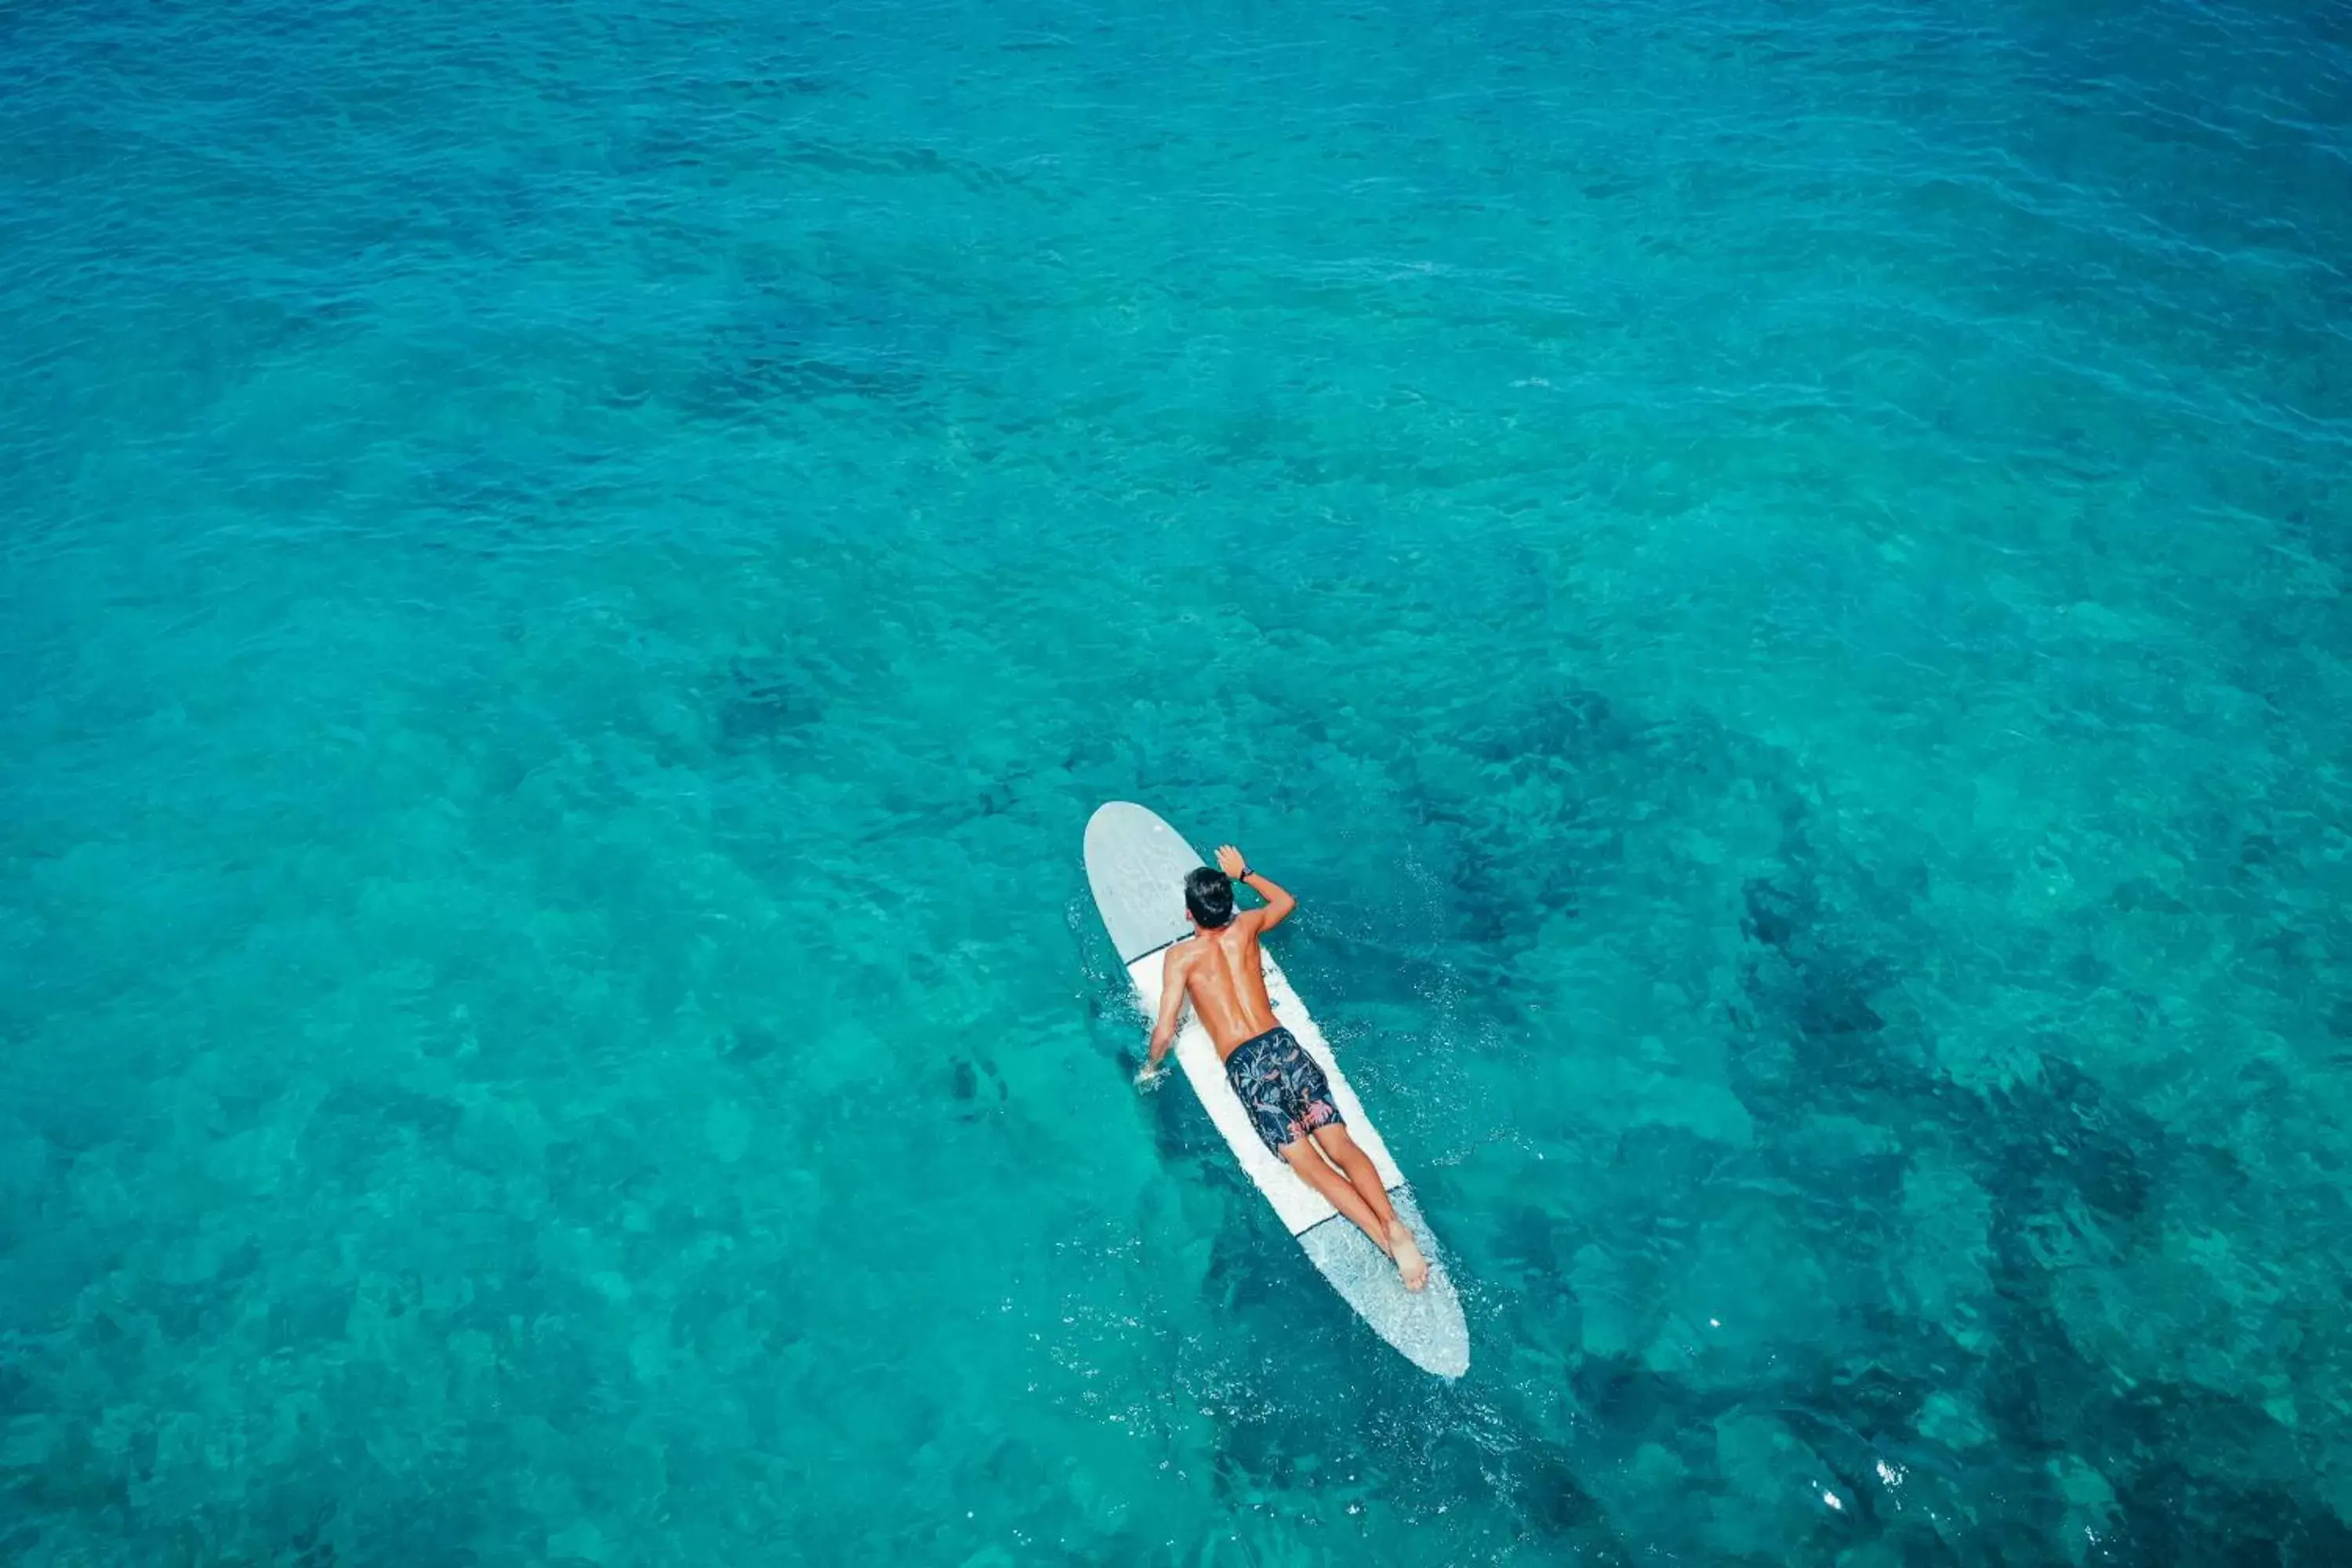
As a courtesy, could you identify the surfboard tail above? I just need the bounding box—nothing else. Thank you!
[1298,1187,1471,1379]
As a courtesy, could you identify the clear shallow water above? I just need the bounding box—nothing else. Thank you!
[3,0,2350,1559]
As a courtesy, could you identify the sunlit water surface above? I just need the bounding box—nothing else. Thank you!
[4,0,2350,1562]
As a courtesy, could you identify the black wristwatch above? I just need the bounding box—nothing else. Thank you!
[1236,865,1255,881]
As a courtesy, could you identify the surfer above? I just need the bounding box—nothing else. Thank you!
[1140,847,1430,1291]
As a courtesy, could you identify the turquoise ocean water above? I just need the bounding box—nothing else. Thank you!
[5,0,2350,1560]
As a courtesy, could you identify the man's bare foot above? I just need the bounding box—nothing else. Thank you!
[1387,1221,1429,1291]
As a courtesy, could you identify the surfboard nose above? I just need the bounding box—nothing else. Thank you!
[1083,801,1200,964]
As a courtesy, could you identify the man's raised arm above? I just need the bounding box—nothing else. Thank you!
[1215,844,1295,931]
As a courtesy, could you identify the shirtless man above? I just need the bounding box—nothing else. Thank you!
[1140,845,1429,1291]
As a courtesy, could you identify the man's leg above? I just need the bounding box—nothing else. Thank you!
[1309,1125,1428,1291]
[1278,1138,1391,1253]
[1306,1124,1396,1231]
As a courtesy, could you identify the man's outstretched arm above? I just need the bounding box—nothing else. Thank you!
[1216,844,1296,931]
[1143,946,1187,1079]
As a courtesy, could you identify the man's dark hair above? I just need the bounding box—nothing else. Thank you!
[1185,866,1236,928]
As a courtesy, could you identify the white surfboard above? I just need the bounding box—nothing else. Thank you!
[1084,801,1470,1379]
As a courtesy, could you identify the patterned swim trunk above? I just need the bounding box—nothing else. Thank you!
[1223,1025,1342,1154]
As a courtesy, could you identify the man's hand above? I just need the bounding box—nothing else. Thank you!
[1134,1061,1170,1091]
[1215,844,1248,878]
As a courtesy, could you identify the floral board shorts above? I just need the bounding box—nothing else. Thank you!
[1223,1025,1342,1154]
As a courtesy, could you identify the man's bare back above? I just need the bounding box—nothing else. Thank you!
[1140,844,1428,1290]
[1142,843,1294,1068]
[1166,887,1285,1058]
